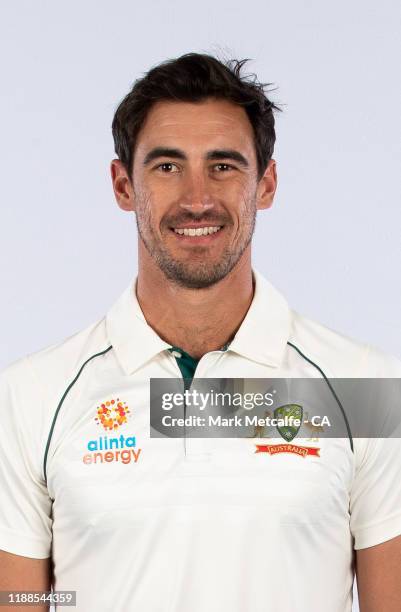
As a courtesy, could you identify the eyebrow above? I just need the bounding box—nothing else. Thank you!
[143,147,186,165]
[143,147,249,168]
[206,149,249,167]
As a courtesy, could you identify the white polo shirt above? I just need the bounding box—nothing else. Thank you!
[1,268,400,612]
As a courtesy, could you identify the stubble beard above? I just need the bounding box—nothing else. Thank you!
[134,193,257,289]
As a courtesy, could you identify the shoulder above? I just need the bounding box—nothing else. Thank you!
[0,316,111,483]
[0,316,110,420]
[289,309,401,377]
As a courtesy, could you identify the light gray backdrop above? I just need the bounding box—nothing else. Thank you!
[1,2,400,609]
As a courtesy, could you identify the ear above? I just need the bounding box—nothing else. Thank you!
[110,159,135,212]
[256,159,277,210]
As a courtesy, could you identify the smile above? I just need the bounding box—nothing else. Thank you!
[172,226,223,236]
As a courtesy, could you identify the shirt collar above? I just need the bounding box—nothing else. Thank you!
[106,267,291,375]
[228,267,291,367]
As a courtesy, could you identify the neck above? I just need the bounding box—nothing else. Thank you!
[135,247,254,360]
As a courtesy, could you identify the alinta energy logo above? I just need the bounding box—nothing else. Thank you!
[82,398,142,466]
[95,398,130,431]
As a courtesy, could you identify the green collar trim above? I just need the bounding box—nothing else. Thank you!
[167,341,230,361]
[167,343,231,389]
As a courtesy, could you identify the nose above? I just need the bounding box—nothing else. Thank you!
[178,171,214,213]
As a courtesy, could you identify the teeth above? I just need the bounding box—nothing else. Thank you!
[174,226,222,236]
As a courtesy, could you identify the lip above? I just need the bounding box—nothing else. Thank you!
[169,223,224,230]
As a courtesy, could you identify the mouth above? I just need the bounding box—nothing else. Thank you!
[168,224,225,243]
[172,224,222,236]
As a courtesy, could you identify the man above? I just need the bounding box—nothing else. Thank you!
[0,53,400,611]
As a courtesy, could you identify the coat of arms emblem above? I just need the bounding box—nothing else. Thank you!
[274,403,303,442]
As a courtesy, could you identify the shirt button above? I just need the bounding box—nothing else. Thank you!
[171,350,182,358]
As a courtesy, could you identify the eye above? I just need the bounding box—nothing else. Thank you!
[156,162,180,173]
[213,163,234,172]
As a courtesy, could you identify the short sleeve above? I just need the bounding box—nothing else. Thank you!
[0,360,52,558]
[350,436,401,550]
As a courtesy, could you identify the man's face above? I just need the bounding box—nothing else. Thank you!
[113,98,276,289]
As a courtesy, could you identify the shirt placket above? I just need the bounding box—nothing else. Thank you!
[168,347,225,461]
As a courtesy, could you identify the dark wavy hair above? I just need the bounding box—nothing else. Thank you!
[112,52,281,180]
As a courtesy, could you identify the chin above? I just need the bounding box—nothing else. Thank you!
[162,263,232,289]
